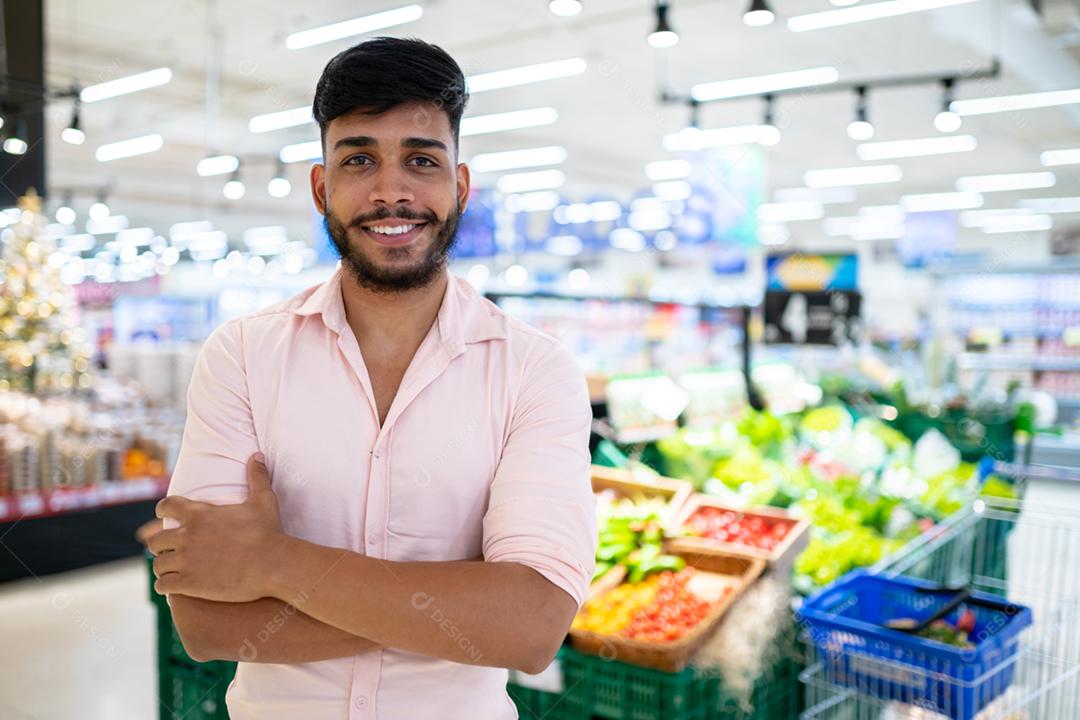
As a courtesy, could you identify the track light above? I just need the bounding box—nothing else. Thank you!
[934,79,962,133]
[62,101,85,145]
[548,0,583,16]
[55,194,76,225]
[223,168,246,200]
[744,0,775,26]
[648,2,678,48]
[760,95,781,145]
[847,86,874,141]
[89,193,110,223]
[3,119,28,155]
[267,160,292,198]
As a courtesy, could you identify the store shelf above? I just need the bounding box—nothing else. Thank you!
[956,354,1080,372]
[0,476,169,523]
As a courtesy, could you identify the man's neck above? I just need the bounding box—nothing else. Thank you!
[339,270,449,351]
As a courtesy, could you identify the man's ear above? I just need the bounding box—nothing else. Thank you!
[457,162,471,214]
[310,162,328,214]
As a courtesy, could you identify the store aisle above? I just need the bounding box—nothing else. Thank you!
[0,557,155,720]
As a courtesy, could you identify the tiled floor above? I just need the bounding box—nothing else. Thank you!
[0,557,156,720]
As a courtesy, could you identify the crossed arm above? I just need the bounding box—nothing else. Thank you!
[153,456,577,673]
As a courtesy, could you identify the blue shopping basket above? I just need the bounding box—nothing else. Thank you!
[797,569,1032,720]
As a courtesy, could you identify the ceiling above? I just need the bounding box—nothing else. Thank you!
[40,0,1080,250]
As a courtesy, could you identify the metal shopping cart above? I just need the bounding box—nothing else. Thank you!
[797,463,1080,720]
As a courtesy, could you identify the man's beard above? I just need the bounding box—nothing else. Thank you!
[324,203,460,294]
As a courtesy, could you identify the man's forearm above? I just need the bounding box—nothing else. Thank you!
[261,537,576,673]
[170,594,381,664]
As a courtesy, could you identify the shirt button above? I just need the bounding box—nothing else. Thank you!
[367,533,380,546]
[372,451,381,460]
[354,695,368,709]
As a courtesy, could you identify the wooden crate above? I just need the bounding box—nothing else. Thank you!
[590,465,693,529]
[571,551,765,672]
[665,495,810,577]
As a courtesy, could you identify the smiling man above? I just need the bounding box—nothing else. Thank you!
[150,38,596,719]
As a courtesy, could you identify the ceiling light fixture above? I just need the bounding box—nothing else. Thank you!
[950,87,1080,116]
[62,101,85,145]
[279,140,322,164]
[223,168,246,200]
[645,159,692,180]
[744,0,776,26]
[760,94,781,145]
[80,67,172,103]
[1040,148,1080,167]
[467,58,587,93]
[196,154,240,177]
[847,86,874,140]
[285,5,423,49]
[3,119,28,155]
[249,106,314,133]
[804,164,902,187]
[548,0,583,16]
[856,134,976,160]
[95,133,163,162]
[900,190,983,212]
[460,107,559,136]
[267,160,292,198]
[934,79,962,133]
[788,0,976,32]
[470,145,567,173]
[691,66,839,102]
[648,1,679,48]
[955,171,1056,193]
[1018,197,1080,214]
[496,169,566,193]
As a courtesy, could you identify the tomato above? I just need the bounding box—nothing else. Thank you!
[685,506,794,552]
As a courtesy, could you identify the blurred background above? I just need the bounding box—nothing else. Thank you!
[1,0,1080,718]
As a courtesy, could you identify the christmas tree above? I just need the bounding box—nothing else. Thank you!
[0,190,93,394]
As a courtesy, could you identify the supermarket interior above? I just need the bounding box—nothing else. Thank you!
[2,0,1080,718]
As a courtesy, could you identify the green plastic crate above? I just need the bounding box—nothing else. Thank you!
[147,554,237,720]
[509,638,803,720]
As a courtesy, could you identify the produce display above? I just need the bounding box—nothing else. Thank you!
[651,399,1018,593]
[593,491,683,583]
[682,506,795,552]
[914,609,977,649]
[573,567,721,643]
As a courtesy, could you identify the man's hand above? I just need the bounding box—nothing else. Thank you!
[150,453,284,602]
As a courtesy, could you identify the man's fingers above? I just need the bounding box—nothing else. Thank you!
[147,528,185,556]
[246,452,273,498]
[154,573,183,596]
[155,496,196,523]
[152,550,182,578]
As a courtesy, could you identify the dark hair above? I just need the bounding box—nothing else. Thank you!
[313,37,469,152]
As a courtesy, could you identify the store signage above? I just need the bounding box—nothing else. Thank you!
[764,253,860,345]
[898,211,955,268]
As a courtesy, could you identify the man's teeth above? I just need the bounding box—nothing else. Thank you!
[368,224,420,236]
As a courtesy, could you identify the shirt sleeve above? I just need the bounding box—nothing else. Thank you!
[164,318,259,528]
[482,340,597,608]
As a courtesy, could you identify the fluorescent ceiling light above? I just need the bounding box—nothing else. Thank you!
[955,171,1056,193]
[901,191,983,212]
[662,124,773,151]
[286,5,423,49]
[653,181,692,201]
[547,235,584,256]
[628,209,672,232]
[1019,197,1080,214]
[496,169,565,193]
[960,209,1034,228]
[691,66,839,101]
[80,68,172,103]
[505,191,561,213]
[470,145,567,173]
[859,205,905,222]
[758,201,825,223]
[645,159,692,180]
[804,164,902,188]
[852,222,905,240]
[95,134,163,162]
[460,107,558,137]
[857,134,976,161]
[1040,148,1080,167]
[981,215,1053,234]
[774,187,857,204]
[788,0,976,32]
[280,140,322,163]
[951,88,1080,116]
[249,106,313,133]
[196,154,240,177]
[467,58,587,93]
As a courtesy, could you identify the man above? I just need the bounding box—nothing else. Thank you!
[150,37,596,719]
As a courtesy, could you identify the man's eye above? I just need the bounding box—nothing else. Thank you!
[410,157,437,167]
[344,156,372,166]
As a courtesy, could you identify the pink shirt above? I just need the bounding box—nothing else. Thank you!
[167,267,597,719]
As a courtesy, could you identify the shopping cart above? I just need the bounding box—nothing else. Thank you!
[798,464,1080,719]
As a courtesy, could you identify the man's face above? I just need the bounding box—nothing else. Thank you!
[311,102,470,293]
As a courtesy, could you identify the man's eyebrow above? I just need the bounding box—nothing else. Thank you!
[333,135,377,151]
[402,137,448,152]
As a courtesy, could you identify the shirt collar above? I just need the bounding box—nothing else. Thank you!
[293,266,507,353]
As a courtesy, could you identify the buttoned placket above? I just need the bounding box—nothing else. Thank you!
[334,319,463,720]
